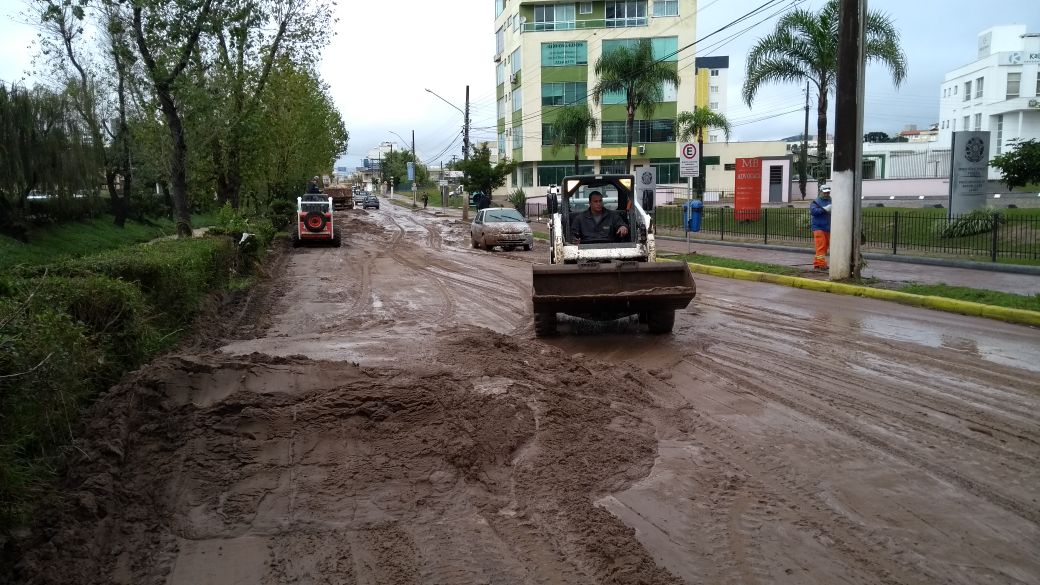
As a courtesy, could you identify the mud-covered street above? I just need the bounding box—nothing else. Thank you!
[16,201,1040,585]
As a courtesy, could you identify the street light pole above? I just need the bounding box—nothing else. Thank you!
[426,87,470,220]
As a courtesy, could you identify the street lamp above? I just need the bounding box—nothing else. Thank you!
[426,87,470,219]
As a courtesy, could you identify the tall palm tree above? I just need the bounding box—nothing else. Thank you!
[549,103,598,175]
[592,39,680,173]
[742,0,906,175]
[674,107,731,199]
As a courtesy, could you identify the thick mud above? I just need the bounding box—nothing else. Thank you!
[10,202,1040,584]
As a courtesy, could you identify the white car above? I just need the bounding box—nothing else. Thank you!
[471,208,533,251]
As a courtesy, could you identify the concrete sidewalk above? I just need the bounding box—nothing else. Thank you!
[386,193,1040,297]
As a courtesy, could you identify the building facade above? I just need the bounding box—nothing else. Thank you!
[694,55,729,144]
[937,25,1040,179]
[493,0,699,194]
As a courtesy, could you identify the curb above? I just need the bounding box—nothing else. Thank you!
[683,262,1040,328]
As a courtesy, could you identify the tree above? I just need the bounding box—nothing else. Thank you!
[864,131,891,143]
[133,0,216,237]
[742,0,906,174]
[674,107,731,199]
[456,143,516,197]
[380,149,429,189]
[592,39,680,173]
[992,139,1040,191]
[549,103,598,175]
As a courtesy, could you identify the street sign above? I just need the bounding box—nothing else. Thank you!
[412,183,418,192]
[407,162,415,181]
[634,165,656,192]
[679,142,700,178]
[438,180,448,187]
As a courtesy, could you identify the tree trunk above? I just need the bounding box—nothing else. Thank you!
[156,88,192,238]
[817,86,829,180]
[625,102,636,173]
[573,135,580,175]
[105,172,127,227]
[697,135,706,199]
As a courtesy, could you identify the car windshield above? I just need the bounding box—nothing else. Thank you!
[484,209,525,222]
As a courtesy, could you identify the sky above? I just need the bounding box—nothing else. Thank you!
[1,0,1039,171]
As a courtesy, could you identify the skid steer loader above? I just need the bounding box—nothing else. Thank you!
[531,174,696,336]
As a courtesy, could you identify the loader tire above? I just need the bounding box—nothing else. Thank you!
[534,311,557,337]
[646,309,675,334]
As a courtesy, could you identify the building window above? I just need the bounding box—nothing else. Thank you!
[579,2,593,14]
[496,63,505,86]
[962,116,969,130]
[601,119,675,143]
[510,47,521,77]
[953,85,957,95]
[512,87,522,112]
[606,1,647,28]
[499,132,506,155]
[710,85,719,94]
[651,159,680,183]
[652,0,678,17]
[996,114,1003,155]
[710,69,720,76]
[538,163,595,186]
[541,82,588,107]
[532,4,576,31]
[963,81,971,101]
[602,36,677,61]
[708,135,719,143]
[512,127,523,149]
[973,113,981,131]
[513,12,520,31]
[496,28,504,55]
[522,166,534,187]
[1006,72,1021,99]
[975,77,984,99]
[495,0,504,17]
[601,159,628,174]
[541,41,588,66]
[1036,71,1040,95]
[709,101,719,110]
[497,96,505,119]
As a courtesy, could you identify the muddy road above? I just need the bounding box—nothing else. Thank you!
[15,200,1040,585]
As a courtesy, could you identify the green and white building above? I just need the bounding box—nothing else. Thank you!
[493,0,699,195]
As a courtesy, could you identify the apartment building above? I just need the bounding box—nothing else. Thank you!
[694,55,729,143]
[493,0,698,192]
[937,25,1040,179]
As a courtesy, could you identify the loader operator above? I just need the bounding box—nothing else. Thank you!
[571,191,629,244]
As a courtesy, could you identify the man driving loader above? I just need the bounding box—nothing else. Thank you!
[570,191,629,244]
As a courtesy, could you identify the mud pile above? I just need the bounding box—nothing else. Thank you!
[14,328,681,584]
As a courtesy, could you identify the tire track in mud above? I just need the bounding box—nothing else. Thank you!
[382,212,457,326]
[683,344,1040,526]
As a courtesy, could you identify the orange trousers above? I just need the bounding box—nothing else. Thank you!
[813,230,830,269]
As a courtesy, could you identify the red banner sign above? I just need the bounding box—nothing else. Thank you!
[734,157,762,221]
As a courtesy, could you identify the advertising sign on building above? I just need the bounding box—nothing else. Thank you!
[734,158,762,221]
[948,131,991,216]
[679,142,700,178]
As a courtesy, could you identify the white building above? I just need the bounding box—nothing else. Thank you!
[695,56,730,144]
[937,25,1040,179]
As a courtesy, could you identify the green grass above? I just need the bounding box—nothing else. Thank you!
[0,213,218,271]
[666,252,801,276]
[894,283,1040,312]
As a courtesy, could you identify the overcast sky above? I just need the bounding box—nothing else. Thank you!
[2,0,1038,170]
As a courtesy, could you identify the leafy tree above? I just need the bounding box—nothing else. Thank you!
[549,103,598,175]
[864,131,891,143]
[132,0,216,237]
[380,149,429,189]
[674,107,731,199]
[742,0,906,171]
[991,139,1040,191]
[456,143,517,197]
[592,39,680,173]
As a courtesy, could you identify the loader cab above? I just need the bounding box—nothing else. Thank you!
[558,175,634,244]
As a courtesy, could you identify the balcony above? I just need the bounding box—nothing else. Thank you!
[522,17,647,32]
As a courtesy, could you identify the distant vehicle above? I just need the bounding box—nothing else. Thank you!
[362,195,380,209]
[291,194,341,247]
[471,207,532,251]
[352,191,366,207]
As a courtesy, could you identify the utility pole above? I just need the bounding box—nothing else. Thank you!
[440,160,445,210]
[801,81,810,200]
[462,84,470,221]
[411,129,417,207]
[831,0,867,279]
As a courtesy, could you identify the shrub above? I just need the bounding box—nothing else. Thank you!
[268,198,295,230]
[507,188,527,215]
[937,208,1003,239]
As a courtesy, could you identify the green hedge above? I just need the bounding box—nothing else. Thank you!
[0,235,242,530]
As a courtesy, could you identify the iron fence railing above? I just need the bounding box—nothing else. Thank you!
[520,204,1040,262]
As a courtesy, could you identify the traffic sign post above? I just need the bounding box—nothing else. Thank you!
[679,142,700,178]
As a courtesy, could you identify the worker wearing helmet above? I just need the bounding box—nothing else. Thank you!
[809,185,832,271]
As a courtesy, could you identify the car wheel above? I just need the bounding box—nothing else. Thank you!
[303,211,326,233]
[646,310,675,334]
[534,312,557,337]
[331,226,342,247]
[472,238,480,249]
[503,245,516,252]
[522,244,531,251]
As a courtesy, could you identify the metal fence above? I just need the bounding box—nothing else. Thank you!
[651,207,1040,262]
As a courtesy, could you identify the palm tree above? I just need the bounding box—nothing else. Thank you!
[592,39,680,173]
[742,0,906,175]
[674,107,731,199]
[549,103,598,175]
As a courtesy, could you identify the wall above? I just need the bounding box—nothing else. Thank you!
[700,141,789,193]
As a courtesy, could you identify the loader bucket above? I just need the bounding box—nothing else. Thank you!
[531,261,696,317]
